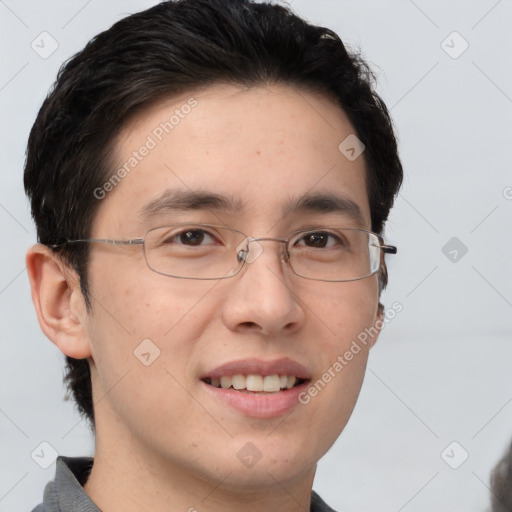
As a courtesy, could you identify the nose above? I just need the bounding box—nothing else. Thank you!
[220,238,306,337]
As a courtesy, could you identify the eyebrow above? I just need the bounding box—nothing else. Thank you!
[283,192,366,227]
[138,189,245,219]
[138,189,366,227]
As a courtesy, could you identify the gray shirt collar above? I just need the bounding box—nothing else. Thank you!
[33,456,337,512]
[32,456,98,512]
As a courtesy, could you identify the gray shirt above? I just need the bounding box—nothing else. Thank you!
[31,456,338,511]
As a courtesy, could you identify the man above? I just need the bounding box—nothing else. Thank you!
[24,0,403,510]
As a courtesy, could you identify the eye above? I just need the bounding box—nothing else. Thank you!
[165,228,218,246]
[294,231,343,249]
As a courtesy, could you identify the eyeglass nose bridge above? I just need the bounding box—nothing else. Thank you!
[236,236,289,265]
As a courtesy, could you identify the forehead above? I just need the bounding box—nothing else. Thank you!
[93,83,370,234]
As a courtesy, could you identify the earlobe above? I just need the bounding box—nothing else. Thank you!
[26,244,92,359]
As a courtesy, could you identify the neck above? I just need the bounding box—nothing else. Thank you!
[83,419,317,512]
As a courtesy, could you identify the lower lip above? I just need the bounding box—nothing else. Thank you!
[201,380,310,418]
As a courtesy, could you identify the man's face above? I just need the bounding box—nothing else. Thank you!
[83,83,381,488]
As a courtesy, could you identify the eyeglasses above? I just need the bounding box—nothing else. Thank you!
[50,224,397,282]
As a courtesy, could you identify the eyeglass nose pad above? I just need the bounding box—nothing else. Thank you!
[236,237,264,264]
[369,241,381,273]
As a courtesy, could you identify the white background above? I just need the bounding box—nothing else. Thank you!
[1,0,511,511]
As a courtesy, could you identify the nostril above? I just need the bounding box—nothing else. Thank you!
[240,321,258,329]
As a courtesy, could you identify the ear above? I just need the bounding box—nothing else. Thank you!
[369,302,386,349]
[26,244,92,359]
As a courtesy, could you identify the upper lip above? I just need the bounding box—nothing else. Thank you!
[202,357,311,380]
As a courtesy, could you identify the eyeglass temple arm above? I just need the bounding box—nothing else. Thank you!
[381,244,397,254]
[49,238,145,248]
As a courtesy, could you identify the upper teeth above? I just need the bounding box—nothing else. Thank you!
[209,374,298,392]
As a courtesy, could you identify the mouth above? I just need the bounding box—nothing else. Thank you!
[202,374,308,394]
[199,358,312,417]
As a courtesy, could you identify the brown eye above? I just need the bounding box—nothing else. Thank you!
[162,229,217,246]
[304,232,329,248]
[179,230,205,245]
[295,231,341,249]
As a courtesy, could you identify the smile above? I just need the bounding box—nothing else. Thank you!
[203,374,306,393]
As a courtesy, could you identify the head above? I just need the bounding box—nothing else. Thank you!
[25,0,402,491]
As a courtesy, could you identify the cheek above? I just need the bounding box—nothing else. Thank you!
[313,291,375,401]
[83,256,218,394]
[294,279,379,451]
[84,269,219,441]
[302,276,380,350]
[87,250,217,336]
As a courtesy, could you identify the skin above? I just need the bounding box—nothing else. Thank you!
[27,83,384,512]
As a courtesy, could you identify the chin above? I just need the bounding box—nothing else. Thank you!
[213,458,314,492]
[208,439,317,490]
